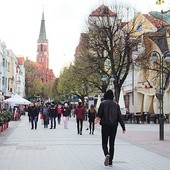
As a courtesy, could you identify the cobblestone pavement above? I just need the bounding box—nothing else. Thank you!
[117,123,170,159]
[0,115,170,170]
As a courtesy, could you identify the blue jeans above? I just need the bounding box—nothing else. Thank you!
[30,117,38,129]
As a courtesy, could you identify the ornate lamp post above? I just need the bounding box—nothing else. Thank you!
[149,51,170,140]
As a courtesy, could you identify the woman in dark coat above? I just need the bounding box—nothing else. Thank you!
[88,104,96,135]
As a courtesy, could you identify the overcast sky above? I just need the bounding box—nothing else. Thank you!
[0,0,169,77]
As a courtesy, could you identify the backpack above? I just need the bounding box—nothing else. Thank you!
[42,107,48,115]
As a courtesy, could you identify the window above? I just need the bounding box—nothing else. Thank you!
[3,58,5,66]
[7,62,10,71]
[136,23,143,32]
[2,77,5,85]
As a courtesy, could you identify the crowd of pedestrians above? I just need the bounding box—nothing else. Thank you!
[26,89,126,167]
[27,101,97,134]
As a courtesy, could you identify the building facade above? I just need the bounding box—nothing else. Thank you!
[123,11,170,117]
[0,41,26,110]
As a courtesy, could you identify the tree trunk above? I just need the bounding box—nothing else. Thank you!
[114,84,121,102]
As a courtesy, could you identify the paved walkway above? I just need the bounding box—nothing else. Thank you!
[0,115,170,170]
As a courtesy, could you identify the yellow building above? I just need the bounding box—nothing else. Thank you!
[123,12,170,121]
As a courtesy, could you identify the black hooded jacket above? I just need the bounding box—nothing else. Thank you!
[97,90,125,130]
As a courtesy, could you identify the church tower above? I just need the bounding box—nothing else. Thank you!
[36,11,49,68]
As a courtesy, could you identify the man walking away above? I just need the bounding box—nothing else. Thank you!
[75,102,85,135]
[97,89,126,167]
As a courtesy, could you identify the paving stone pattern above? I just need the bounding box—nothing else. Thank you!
[0,116,170,170]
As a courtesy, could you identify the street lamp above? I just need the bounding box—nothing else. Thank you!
[101,74,115,92]
[149,51,170,140]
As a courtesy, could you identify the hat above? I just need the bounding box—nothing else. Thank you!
[104,89,114,100]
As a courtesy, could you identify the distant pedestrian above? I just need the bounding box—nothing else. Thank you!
[97,89,126,167]
[49,102,57,129]
[63,103,71,129]
[75,102,85,135]
[42,103,49,128]
[28,102,39,130]
[88,104,96,135]
[56,104,63,125]
[14,107,19,121]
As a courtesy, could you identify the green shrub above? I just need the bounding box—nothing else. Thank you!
[1,110,13,123]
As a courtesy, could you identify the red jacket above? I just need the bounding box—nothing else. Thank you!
[56,107,63,115]
[75,106,85,120]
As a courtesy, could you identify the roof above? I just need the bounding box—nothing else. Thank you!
[38,11,47,43]
[26,59,56,81]
[89,5,117,17]
[149,10,170,25]
[17,57,25,65]
[143,14,165,28]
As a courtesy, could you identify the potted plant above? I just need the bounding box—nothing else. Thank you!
[2,110,12,129]
[1,110,12,129]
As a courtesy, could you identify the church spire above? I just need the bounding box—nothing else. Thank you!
[36,10,49,68]
[38,10,47,43]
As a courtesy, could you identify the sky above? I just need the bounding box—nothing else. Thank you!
[0,0,169,77]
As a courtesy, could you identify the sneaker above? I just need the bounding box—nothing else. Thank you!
[104,154,110,166]
[109,162,113,167]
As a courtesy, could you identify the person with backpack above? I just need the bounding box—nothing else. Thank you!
[97,90,126,166]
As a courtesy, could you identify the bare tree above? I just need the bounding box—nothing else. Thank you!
[78,4,138,102]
